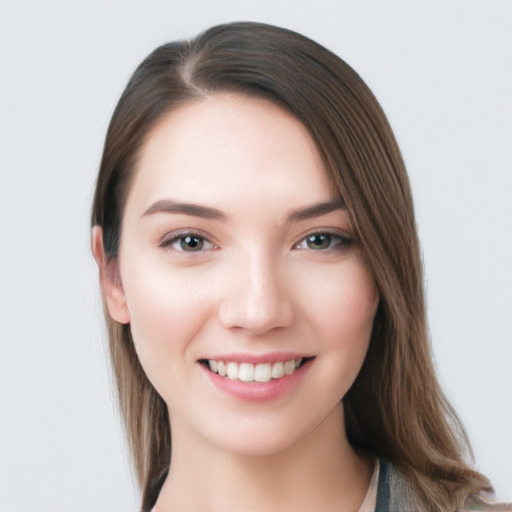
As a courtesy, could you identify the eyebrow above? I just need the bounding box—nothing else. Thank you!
[285,199,345,222]
[141,198,345,222]
[142,200,228,221]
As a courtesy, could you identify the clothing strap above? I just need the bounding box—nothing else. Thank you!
[374,459,391,512]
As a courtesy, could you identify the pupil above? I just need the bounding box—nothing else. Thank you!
[307,234,330,249]
[181,236,203,251]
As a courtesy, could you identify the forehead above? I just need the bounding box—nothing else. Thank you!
[126,93,334,214]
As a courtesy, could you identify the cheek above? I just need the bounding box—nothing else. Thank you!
[296,261,379,394]
[293,260,378,412]
[120,262,212,382]
[299,260,379,351]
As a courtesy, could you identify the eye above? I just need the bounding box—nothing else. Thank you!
[160,232,217,252]
[294,232,352,251]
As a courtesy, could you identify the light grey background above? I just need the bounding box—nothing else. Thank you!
[0,1,510,511]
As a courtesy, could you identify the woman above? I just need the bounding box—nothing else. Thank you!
[91,22,503,511]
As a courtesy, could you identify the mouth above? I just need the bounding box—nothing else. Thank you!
[199,357,314,383]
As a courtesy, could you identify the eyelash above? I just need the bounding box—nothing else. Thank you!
[159,230,352,254]
[293,230,352,252]
[159,230,218,253]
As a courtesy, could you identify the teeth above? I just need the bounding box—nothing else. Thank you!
[238,363,255,382]
[284,360,296,375]
[271,361,284,379]
[254,363,271,383]
[226,362,238,380]
[206,358,303,383]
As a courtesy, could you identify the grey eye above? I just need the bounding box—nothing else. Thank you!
[178,235,205,252]
[305,234,332,250]
[295,232,350,251]
[160,232,216,252]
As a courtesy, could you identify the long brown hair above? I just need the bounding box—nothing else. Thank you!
[91,21,491,511]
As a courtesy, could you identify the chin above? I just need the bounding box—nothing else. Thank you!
[212,429,305,458]
[197,403,343,459]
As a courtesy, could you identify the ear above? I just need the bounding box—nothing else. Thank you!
[91,226,130,324]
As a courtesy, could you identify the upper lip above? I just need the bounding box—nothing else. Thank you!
[199,352,314,365]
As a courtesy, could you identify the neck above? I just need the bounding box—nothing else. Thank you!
[153,404,372,512]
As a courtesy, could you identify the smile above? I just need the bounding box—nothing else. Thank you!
[204,358,305,383]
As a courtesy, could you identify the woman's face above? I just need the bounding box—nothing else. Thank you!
[108,94,379,456]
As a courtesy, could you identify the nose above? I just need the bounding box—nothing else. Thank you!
[218,250,294,335]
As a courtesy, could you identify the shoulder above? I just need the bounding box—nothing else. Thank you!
[376,460,512,512]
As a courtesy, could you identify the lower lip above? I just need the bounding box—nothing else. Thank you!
[201,360,313,402]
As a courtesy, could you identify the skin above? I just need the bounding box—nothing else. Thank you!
[93,93,380,511]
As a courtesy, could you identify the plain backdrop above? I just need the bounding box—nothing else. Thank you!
[0,1,510,511]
